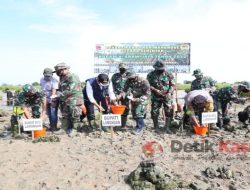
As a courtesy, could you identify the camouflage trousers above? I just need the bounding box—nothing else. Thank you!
[214,99,231,127]
[151,99,174,119]
[118,97,130,117]
[131,100,148,119]
[60,104,82,130]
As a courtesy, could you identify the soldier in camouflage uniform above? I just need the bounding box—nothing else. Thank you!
[214,83,249,128]
[191,69,216,92]
[54,62,83,137]
[10,84,46,136]
[122,71,151,134]
[111,63,130,129]
[147,60,175,133]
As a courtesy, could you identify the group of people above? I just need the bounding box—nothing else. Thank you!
[184,69,250,130]
[10,60,250,137]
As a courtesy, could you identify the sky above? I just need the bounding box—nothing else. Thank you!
[0,0,250,85]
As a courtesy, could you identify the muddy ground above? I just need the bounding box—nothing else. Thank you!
[0,92,250,190]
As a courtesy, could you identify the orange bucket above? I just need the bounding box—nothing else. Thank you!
[34,128,46,138]
[111,105,126,114]
[193,124,207,136]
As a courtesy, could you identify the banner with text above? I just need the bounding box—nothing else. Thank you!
[94,42,190,74]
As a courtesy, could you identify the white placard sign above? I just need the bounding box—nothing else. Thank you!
[202,112,218,124]
[23,119,43,131]
[102,114,121,126]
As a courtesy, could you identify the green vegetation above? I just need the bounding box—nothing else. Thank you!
[215,82,231,89]
[0,84,22,92]
[176,82,233,92]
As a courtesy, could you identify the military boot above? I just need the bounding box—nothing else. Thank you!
[50,124,58,132]
[165,118,172,134]
[87,120,96,132]
[152,116,160,131]
[116,116,127,131]
[121,116,127,127]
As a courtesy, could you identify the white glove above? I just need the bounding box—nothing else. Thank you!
[50,95,58,99]
[127,95,134,100]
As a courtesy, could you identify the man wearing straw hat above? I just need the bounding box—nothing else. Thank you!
[147,60,175,133]
[111,63,130,130]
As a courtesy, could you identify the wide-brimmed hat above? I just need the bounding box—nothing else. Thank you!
[153,60,165,70]
[54,62,70,72]
[118,63,127,69]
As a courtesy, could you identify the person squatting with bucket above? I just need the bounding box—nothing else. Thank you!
[184,90,214,131]
[83,73,117,132]
[10,84,47,137]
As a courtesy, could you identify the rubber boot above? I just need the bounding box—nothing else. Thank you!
[152,116,159,130]
[50,124,58,132]
[133,118,144,135]
[88,120,96,132]
[121,116,127,127]
[116,116,127,131]
[10,115,18,137]
[165,118,172,134]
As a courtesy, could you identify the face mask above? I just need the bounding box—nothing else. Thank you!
[119,68,126,74]
[156,70,164,74]
[44,76,52,81]
[129,78,136,83]
[195,75,203,80]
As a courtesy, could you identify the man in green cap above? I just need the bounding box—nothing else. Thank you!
[40,68,59,131]
[147,60,175,133]
[10,84,47,136]
[111,63,130,130]
[54,62,83,137]
[191,69,216,92]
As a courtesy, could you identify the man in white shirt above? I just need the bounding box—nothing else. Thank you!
[83,74,116,131]
[40,68,59,131]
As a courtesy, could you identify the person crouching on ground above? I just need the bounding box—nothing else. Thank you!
[10,84,46,136]
[83,73,117,132]
[184,90,214,130]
